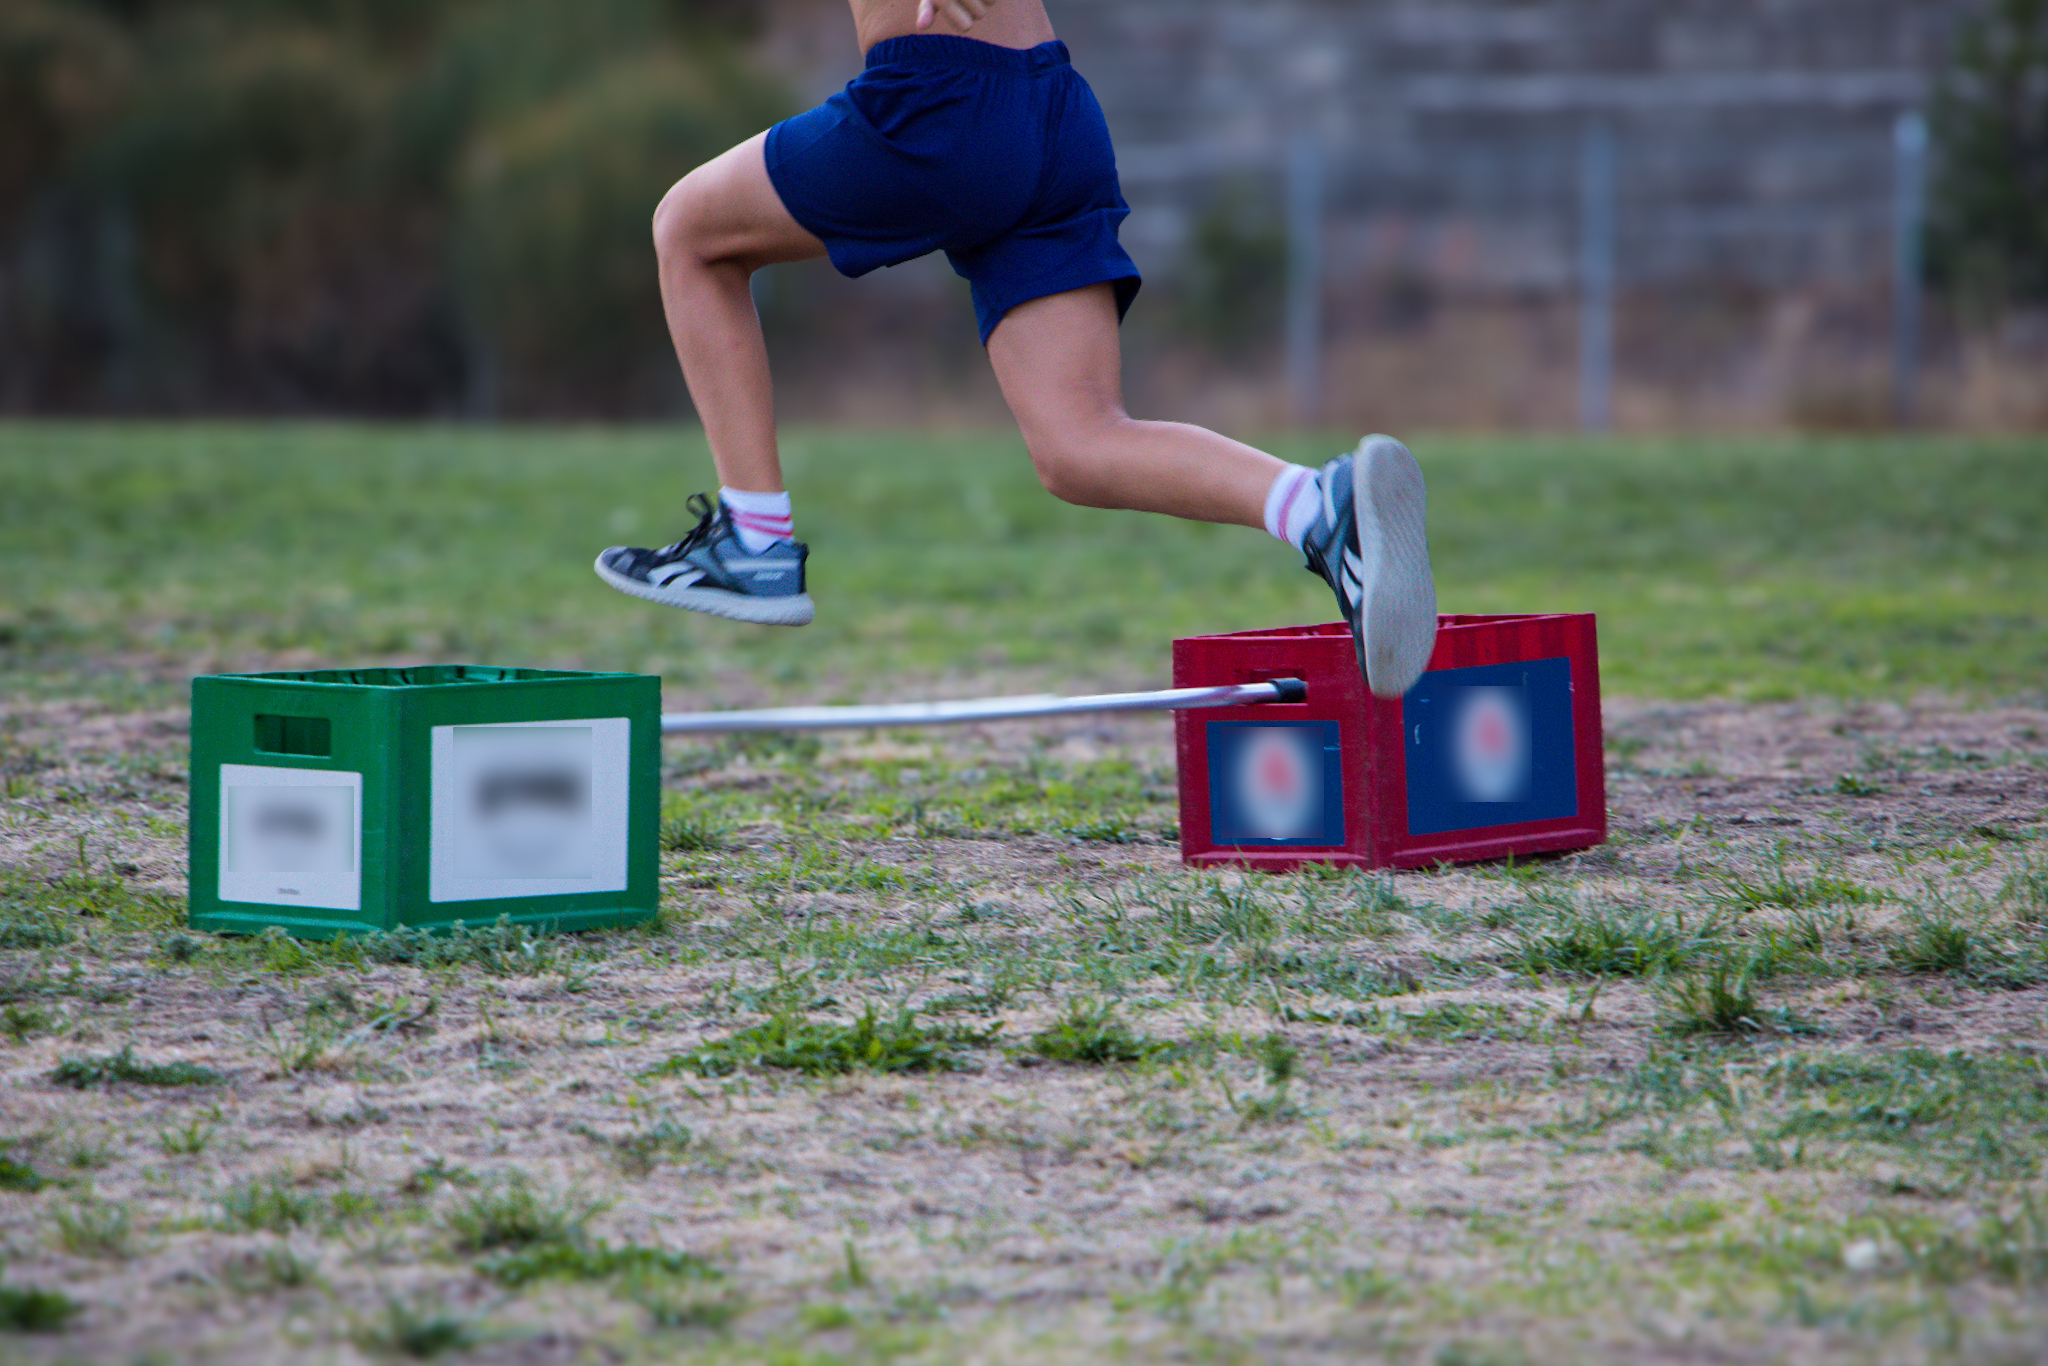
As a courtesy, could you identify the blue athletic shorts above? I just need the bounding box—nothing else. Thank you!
[764,35,1142,345]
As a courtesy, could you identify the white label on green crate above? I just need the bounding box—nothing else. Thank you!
[428,717,630,903]
[218,765,364,911]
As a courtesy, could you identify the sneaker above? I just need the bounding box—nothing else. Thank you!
[594,493,815,626]
[1302,435,1438,699]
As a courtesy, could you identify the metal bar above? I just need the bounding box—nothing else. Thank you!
[660,679,1308,735]
[1578,122,1616,435]
[1286,133,1326,428]
[1892,109,1928,428]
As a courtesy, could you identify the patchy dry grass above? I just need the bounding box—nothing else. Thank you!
[1,691,2047,1363]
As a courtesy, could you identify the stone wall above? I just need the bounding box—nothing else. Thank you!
[764,0,1975,291]
[753,1,2042,430]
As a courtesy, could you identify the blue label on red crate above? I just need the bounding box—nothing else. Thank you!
[1403,657,1578,836]
[1206,721,1345,846]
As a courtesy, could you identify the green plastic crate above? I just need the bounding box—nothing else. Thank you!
[188,665,660,940]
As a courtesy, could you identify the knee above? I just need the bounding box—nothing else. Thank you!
[1022,417,1113,506]
[651,168,714,269]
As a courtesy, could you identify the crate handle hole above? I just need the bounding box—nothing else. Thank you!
[254,714,332,758]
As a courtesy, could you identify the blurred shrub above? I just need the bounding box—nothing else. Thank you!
[0,0,789,415]
[1928,0,2048,313]
[457,16,786,412]
[1176,180,1285,359]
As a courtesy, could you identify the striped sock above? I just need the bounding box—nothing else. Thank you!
[719,487,794,554]
[1262,464,1321,550]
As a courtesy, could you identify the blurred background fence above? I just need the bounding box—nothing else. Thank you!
[3,0,2044,428]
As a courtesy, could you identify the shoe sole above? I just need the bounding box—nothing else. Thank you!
[594,556,816,626]
[1347,435,1438,699]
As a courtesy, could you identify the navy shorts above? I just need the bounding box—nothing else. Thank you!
[765,35,1141,345]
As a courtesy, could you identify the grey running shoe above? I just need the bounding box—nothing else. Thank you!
[594,493,814,626]
[1301,435,1438,698]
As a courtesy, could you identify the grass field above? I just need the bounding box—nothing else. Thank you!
[2,424,2047,1365]
[2,425,2045,705]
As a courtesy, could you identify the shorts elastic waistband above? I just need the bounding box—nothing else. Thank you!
[864,35,1070,74]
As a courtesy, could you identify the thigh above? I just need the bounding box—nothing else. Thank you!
[764,88,986,277]
[985,283,1127,431]
[659,132,827,272]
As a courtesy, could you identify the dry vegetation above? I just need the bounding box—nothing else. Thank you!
[2,689,2047,1365]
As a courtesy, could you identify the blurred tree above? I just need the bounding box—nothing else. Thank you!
[0,3,133,407]
[0,0,789,415]
[444,0,786,414]
[1177,181,1286,361]
[1927,0,2048,312]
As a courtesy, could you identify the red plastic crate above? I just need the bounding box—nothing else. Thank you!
[1173,615,1605,871]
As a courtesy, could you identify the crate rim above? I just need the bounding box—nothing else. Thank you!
[1179,613,1593,646]
[200,664,648,690]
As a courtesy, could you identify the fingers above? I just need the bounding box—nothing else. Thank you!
[916,0,936,30]
[936,0,996,31]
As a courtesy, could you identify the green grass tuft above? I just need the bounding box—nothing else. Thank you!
[630,1281,747,1331]
[660,795,734,853]
[0,1283,78,1333]
[1999,853,2048,924]
[1718,869,1880,911]
[0,1156,48,1193]
[50,1045,227,1089]
[1026,1002,1159,1065]
[651,1005,999,1078]
[0,907,75,950]
[573,1117,694,1177]
[217,1178,323,1234]
[479,1239,717,1288]
[53,1199,136,1259]
[1384,1001,1525,1041]
[1503,897,1712,978]
[442,1175,605,1254]
[159,1118,216,1157]
[223,1242,322,1293]
[1655,963,1821,1038]
[1884,904,2023,980]
[351,1296,479,1359]
[2,1003,56,1043]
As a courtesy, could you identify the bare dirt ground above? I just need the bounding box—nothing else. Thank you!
[1,692,2046,1365]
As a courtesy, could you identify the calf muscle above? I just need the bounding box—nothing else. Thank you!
[652,134,825,494]
[987,286,1286,528]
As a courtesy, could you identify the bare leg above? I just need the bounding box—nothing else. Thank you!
[985,284,1289,528]
[652,132,827,493]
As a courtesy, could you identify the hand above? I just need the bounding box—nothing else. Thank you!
[916,0,998,32]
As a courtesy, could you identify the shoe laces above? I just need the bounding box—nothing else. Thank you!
[656,493,723,560]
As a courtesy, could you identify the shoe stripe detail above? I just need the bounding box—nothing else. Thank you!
[651,565,704,589]
[595,556,815,625]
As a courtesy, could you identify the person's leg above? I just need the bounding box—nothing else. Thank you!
[651,131,827,494]
[986,281,1437,699]
[593,134,824,627]
[984,284,1286,528]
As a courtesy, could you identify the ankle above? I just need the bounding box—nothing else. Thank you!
[1262,465,1321,550]
[720,487,795,554]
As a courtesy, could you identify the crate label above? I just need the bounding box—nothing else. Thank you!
[429,717,630,903]
[218,765,363,910]
[1403,657,1578,835]
[1206,721,1346,846]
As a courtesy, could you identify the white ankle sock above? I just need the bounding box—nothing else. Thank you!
[719,487,794,554]
[1262,464,1321,550]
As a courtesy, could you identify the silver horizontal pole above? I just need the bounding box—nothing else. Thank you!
[660,679,1307,735]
